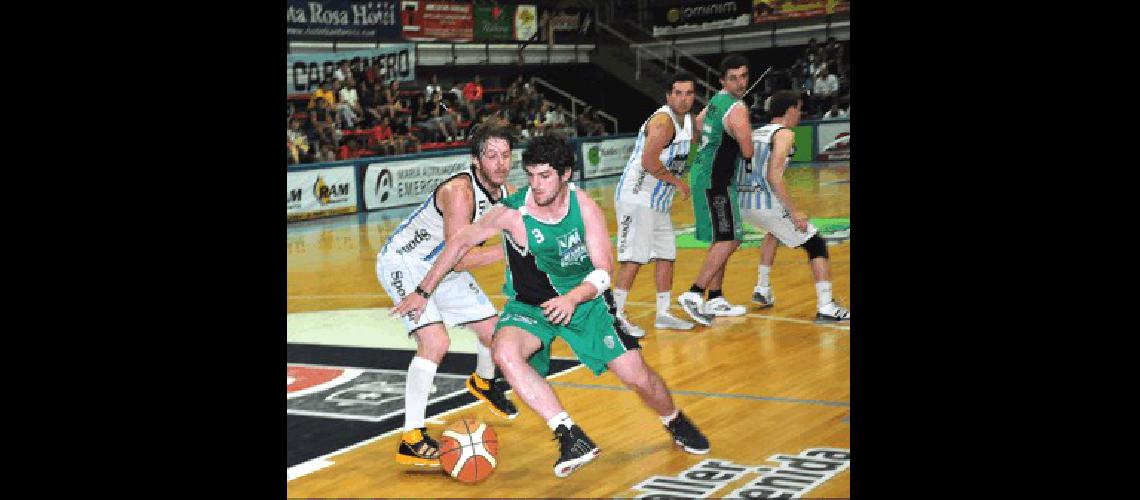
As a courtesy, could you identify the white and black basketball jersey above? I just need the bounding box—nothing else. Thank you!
[739,123,796,211]
[615,105,692,212]
[381,166,506,263]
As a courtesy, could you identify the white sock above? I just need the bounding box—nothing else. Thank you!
[660,409,679,426]
[757,265,771,289]
[815,281,833,310]
[475,341,495,380]
[404,356,438,431]
[656,292,671,316]
[613,288,629,314]
[547,411,574,431]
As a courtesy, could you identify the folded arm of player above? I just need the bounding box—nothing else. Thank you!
[539,189,613,325]
[725,102,755,160]
[640,113,691,200]
[392,204,519,322]
[438,177,506,272]
[765,128,808,231]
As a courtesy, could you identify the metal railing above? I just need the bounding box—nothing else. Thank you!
[596,21,718,103]
[621,19,723,84]
[530,76,618,134]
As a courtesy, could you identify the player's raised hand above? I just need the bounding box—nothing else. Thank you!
[391,292,428,323]
[540,295,578,326]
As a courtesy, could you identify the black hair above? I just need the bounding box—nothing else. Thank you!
[719,54,749,76]
[522,134,575,176]
[668,71,697,93]
[768,90,803,118]
[469,123,517,158]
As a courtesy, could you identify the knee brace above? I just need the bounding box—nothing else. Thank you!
[800,234,828,260]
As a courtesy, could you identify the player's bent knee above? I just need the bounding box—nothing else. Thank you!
[800,234,828,260]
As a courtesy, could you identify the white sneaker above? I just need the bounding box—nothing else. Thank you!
[752,287,775,308]
[676,292,713,326]
[702,297,746,317]
[616,311,646,338]
[815,301,850,323]
[654,312,695,330]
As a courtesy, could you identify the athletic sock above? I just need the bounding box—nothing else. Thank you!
[707,289,723,300]
[757,265,771,289]
[660,409,680,426]
[547,411,575,431]
[613,288,629,314]
[656,292,671,316]
[688,284,705,295]
[475,341,495,380]
[404,356,438,431]
[815,281,833,310]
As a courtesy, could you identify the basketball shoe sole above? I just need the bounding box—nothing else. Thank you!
[554,448,600,478]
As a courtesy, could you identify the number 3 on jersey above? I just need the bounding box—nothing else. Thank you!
[532,228,545,244]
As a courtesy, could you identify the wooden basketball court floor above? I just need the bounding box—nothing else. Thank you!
[287,162,850,498]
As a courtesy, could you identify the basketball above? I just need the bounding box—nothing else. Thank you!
[438,418,499,483]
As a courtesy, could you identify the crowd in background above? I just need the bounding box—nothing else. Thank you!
[287,66,611,165]
[750,37,850,123]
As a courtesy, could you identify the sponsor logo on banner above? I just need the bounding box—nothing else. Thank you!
[515,5,538,41]
[288,46,415,94]
[288,166,358,221]
[474,4,514,41]
[627,448,850,498]
[753,0,849,24]
[815,121,850,161]
[363,156,471,210]
[401,0,473,41]
[581,137,637,179]
[653,0,751,36]
[287,0,402,41]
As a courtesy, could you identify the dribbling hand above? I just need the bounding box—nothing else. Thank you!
[391,292,428,323]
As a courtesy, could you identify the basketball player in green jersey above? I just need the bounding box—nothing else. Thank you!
[393,135,710,478]
[678,54,756,325]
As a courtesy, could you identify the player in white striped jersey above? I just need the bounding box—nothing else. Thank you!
[738,90,849,323]
[376,125,522,467]
[611,73,700,335]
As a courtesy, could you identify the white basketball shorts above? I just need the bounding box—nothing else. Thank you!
[740,207,818,248]
[376,250,497,334]
[615,200,676,264]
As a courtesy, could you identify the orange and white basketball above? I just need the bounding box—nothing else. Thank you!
[438,418,499,483]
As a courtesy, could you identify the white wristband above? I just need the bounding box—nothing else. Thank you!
[583,269,610,299]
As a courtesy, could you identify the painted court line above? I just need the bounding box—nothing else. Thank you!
[547,381,850,408]
[287,363,587,483]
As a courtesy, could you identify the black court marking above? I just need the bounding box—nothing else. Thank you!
[287,344,580,468]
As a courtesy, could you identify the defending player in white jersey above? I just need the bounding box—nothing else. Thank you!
[611,72,700,335]
[375,124,521,468]
[738,90,849,323]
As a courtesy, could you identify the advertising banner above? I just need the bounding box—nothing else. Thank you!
[287,46,416,94]
[401,1,473,41]
[815,120,850,160]
[287,166,358,221]
[580,137,637,179]
[362,155,473,210]
[752,0,849,24]
[791,125,814,162]
[474,4,515,41]
[287,0,403,41]
[515,5,538,41]
[652,0,751,36]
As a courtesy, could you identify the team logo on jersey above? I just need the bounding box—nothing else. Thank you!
[603,335,615,349]
[557,229,588,267]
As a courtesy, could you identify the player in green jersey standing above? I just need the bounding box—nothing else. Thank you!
[677,54,756,325]
[393,135,710,479]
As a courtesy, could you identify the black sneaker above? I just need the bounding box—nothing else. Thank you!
[466,373,519,420]
[395,427,441,467]
[665,412,710,455]
[552,424,600,478]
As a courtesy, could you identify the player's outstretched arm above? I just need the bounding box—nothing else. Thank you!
[437,179,504,272]
[392,204,515,322]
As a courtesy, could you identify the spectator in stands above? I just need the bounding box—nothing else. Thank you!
[338,77,364,129]
[507,75,524,102]
[287,118,313,164]
[813,67,840,115]
[822,103,848,120]
[364,116,396,156]
[309,80,336,110]
[390,113,420,155]
[318,142,337,162]
[334,61,352,82]
[310,98,337,147]
[449,79,466,107]
[424,74,442,100]
[381,80,407,121]
[416,90,460,143]
[359,81,384,128]
[463,74,485,118]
